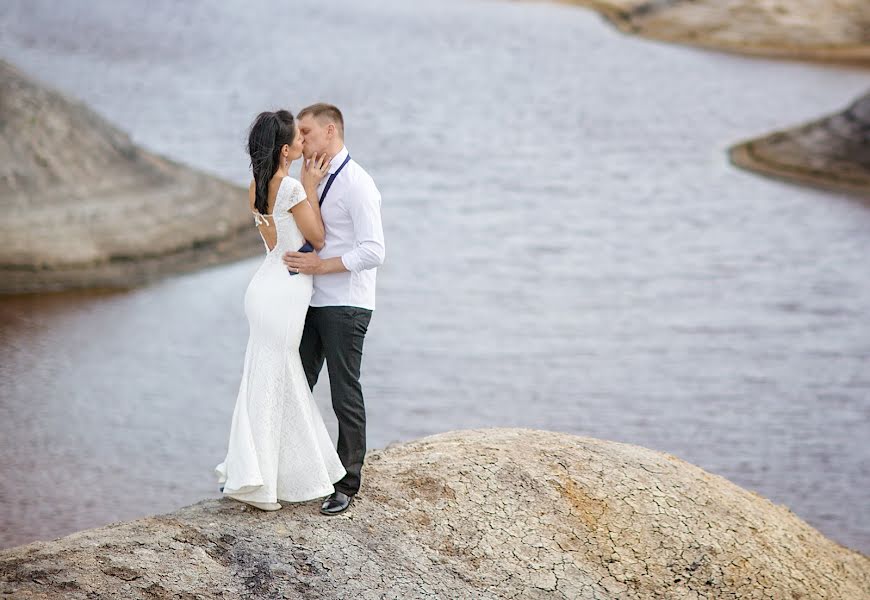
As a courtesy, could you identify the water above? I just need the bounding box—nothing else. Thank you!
[1,0,868,554]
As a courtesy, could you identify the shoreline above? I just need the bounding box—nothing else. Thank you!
[728,92,870,200]
[552,0,869,65]
[542,1,870,197]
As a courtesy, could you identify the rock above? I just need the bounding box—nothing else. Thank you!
[0,59,262,294]
[557,0,870,63]
[1,428,867,599]
[729,91,870,199]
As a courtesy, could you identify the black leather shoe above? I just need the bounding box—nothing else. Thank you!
[320,491,352,515]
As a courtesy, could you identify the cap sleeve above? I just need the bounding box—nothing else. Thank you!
[278,177,308,211]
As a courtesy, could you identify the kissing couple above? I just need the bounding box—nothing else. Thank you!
[215,103,385,516]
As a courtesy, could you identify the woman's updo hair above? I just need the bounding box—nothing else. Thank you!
[247,110,296,214]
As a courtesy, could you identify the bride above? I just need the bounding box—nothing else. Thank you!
[214,109,347,511]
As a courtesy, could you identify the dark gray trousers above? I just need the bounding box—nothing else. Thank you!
[299,306,372,496]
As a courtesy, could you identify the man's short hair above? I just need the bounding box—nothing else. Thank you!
[297,103,344,139]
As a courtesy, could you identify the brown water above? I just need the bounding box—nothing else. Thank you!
[1,0,869,554]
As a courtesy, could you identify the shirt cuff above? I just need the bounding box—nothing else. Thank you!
[340,252,357,273]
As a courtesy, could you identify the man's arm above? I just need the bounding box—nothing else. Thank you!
[339,174,385,273]
[283,173,385,276]
[314,256,348,275]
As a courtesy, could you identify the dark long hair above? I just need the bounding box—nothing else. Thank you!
[247,110,296,214]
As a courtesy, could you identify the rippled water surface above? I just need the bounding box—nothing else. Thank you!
[1,0,868,553]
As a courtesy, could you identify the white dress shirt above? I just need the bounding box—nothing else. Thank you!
[311,146,385,310]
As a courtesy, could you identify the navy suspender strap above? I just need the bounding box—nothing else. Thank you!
[318,153,352,206]
[291,154,352,269]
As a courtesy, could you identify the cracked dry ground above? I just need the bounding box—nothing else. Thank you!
[1,428,868,599]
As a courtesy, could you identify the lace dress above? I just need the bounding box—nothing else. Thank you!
[215,176,346,503]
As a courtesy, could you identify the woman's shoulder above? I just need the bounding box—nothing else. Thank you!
[280,175,304,188]
[278,176,305,197]
[276,176,306,207]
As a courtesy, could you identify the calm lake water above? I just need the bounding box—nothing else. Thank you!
[1,0,869,554]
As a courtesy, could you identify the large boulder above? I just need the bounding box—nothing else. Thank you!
[730,91,870,199]
[560,0,869,63]
[1,428,867,599]
[0,59,262,294]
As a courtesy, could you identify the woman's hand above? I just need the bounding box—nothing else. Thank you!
[301,153,331,191]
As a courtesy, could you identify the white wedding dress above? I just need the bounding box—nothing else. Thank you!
[215,176,346,505]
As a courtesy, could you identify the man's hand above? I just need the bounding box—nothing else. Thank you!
[283,250,323,275]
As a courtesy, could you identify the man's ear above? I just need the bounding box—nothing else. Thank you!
[327,123,335,138]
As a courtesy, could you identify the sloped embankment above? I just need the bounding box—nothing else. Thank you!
[0,59,262,294]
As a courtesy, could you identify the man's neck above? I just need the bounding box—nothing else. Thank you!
[328,141,345,159]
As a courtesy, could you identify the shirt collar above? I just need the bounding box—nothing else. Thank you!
[327,146,349,174]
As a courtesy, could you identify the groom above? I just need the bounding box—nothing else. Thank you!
[283,103,385,516]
